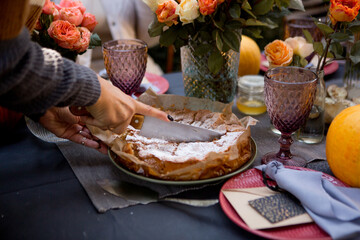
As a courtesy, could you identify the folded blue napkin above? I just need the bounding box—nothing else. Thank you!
[256,161,360,240]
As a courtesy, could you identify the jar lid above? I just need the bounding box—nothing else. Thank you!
[238,75,264,93]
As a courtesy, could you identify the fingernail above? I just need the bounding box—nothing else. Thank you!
[167,115,174,121]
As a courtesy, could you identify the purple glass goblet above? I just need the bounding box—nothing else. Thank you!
[103,39,148,95]
[262,67,317,167]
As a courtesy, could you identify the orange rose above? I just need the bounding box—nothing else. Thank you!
[198,0,218,15]
[329,0,360,24]
[73,27,91,53]
[264,40,293,68]
[81,13,98,32]
[156,0,179,26]
[47,20,81,50]
[59,7,84,26]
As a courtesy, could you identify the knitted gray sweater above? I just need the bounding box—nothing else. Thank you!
[0,28,100,116]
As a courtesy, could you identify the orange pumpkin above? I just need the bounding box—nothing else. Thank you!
[238,35,261,76]
[326,104,360,187]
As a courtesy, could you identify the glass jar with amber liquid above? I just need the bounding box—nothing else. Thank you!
[236,75,266,115]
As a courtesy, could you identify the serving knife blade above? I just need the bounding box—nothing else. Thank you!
[70,106,223,142]
[130,115,223,142]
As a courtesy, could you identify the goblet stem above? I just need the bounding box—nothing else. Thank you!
[276,133,293,159]
[261,132,307,167]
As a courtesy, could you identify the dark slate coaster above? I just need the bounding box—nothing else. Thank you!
[248,193,306,223]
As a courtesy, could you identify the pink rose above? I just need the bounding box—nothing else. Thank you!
[198,0,218,16]
[53,8,60,21]
[73,27,91,53]
[47,20,81,50]
[56,0,86,14]
[42,0,57,15]
[155,0,179,26]
[81,13,98,32]
[59,7,84,26]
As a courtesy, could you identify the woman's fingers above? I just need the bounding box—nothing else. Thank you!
[135,101,169,122]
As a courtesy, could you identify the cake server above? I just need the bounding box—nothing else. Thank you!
[130,114,223,142]
[70,106,223,142]
[97,179,219,207]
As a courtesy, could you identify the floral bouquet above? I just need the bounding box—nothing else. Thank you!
[142,0,305,74]
[264,36,314,68]
[31,0,101,61]
[302,0,360,75]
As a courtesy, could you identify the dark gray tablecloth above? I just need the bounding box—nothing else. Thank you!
[0,65,345,240]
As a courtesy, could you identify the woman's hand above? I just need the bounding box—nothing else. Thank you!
[38,107,108,154]
[79,76,169,134]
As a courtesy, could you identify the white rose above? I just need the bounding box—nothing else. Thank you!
[143,0,168,12]
[285,36,314,58]
[176,0,200,25]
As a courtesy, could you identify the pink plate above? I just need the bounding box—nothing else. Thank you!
[219,167,348,240]
[260,54,339,76]
[133,72,169,97]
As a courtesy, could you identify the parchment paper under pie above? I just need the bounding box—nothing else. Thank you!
[89,89,257,181]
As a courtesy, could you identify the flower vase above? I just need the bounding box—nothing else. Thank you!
[343,33,360,99]
[180,39,240,103]
[296,70,325,144]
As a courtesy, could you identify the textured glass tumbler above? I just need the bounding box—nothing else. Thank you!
[284,17,323,41]
[262,67,317,167]
[103,39,148,95]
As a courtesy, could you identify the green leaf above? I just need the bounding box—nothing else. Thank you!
[213,18,225,31]
[350,40,360,65]
[197,14,206,22]
[326,51,334,58]
[261,18,278,29]
[89,33,102,48]
[159,27,177,47]
[245,19,268,27]
[241,0,252,10]
[178,27,189,39]
[148,17,165,37]
[226,20,243,30]
[215,31,223,52]
[253,0,274,15]
[302,29,314,43]
[40,14,53,29]
[229,4,241,18]
[222,30,240,52]
[241,1,256,19]
[330,32,350,42]
[315,22,334,36]
[243,28,263,39]
[288,0,305,11]
[194,44,212,56]
[330,42,344,58]
[275,0,290,8]
[199,30,212,41]
[349,21,360,34]
[208,49,223,75]
[314,42,324,56]
[222,42,231,52]
[300,57,308,67]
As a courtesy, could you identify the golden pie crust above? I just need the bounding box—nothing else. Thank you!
[109,109,253,181]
